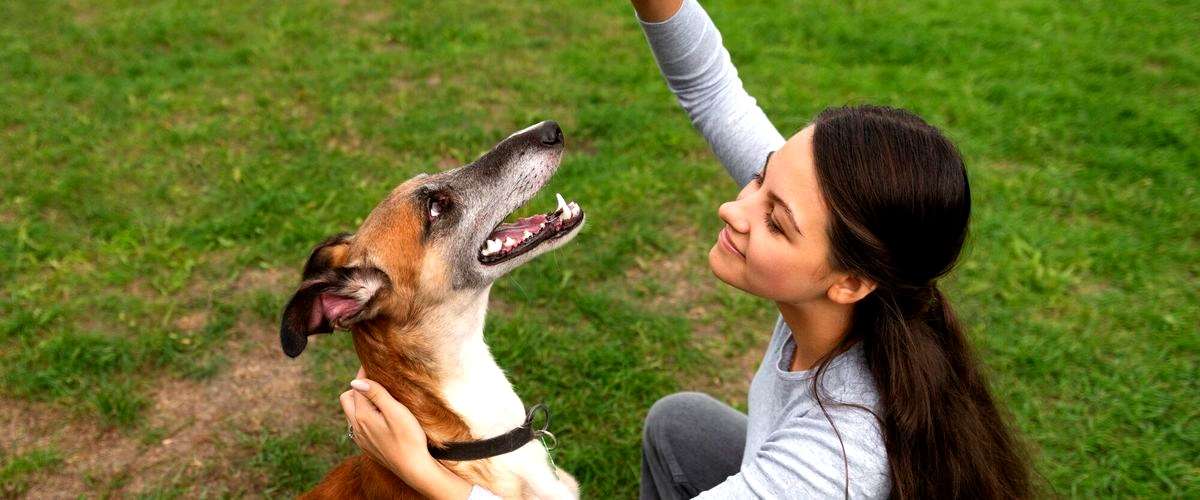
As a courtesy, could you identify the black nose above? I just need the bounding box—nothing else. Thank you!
[537,121,563,146]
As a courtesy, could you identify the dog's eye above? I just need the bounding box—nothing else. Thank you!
[428,193,453,222]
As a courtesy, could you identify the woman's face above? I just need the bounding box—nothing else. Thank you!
[708,126,836,304]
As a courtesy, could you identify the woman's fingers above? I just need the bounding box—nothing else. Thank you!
[340,390,371,452]
[337,377,448,490]
[340,390,364,443]
[356,366,366,379]
[350,378,403,421]
[352,389,382,421]
[339,390,356,422]
[352,389,395,451]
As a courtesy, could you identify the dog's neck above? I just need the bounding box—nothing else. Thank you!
[352,285,528,445]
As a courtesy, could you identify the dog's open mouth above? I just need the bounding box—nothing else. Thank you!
[478,193,583,265]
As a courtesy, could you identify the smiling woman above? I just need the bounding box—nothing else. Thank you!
[634,0,1032,499]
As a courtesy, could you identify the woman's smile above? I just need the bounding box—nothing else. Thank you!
[717,226,745,258]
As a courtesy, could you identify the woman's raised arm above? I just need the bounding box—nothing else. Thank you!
[635,0,786,187]
[632,0,684,22]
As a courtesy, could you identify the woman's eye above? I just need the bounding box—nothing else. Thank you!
[763,212,783,235]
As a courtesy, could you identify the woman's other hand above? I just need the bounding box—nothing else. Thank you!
[341,367,472,500]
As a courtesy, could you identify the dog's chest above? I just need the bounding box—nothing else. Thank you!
[440,342,528,437]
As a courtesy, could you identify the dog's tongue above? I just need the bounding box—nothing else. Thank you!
[489,214,547,240]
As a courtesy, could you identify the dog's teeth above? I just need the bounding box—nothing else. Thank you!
[486,239,502,253]
[555,192,568,215]
[503,237,516,248]
[539,222,546,228]
[480,248,492,256]
[523,230,533,239]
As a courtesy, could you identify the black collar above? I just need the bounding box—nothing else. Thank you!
[428,404,552,461]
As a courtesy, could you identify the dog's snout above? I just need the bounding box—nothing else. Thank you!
[537,121,563,146]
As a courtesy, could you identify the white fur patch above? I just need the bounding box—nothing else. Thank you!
[432,289,578,499]
[505,121,548,140]
[347,273,384,304]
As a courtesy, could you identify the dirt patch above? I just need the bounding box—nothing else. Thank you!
[359,9,389,25]
[1077,278,1114,296]
[119,315,323,495]
[173,311,208,332]
[124,277,159,300]
[4,307,323,497]
[0,399,132,497]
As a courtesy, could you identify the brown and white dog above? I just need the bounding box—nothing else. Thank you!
[280,121,582,499]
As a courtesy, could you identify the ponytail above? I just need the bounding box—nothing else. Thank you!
[850,284,1032,499]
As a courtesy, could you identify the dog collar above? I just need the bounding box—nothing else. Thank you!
[428,403,554,461]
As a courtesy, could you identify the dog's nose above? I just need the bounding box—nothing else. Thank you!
[537,121,563,146]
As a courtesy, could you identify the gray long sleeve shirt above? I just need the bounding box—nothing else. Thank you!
[640,1,891,497]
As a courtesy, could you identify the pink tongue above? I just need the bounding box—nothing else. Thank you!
[490,214,547,240]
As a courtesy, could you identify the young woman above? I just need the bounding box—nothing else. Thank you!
[341,0,1032,498]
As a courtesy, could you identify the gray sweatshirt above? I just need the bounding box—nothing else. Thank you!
[640,1,891,497]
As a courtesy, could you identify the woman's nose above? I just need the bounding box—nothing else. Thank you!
[718,199,751,234]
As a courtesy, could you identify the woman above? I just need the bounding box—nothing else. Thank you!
[340,0,1033,498]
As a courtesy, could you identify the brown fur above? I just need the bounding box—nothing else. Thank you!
[292,180,509,498]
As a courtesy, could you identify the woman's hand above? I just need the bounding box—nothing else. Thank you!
[341,367,472,500]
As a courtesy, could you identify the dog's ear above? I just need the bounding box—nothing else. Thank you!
[280,233,387,358]
[280,266,392,358]
[301,232,353,280]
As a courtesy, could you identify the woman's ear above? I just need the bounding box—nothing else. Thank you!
[826,272,877,305]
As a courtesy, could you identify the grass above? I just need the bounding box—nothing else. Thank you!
[0,0,1196,497]
[0,448,63,498]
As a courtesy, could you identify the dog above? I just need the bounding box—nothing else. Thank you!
[279,121,583,499]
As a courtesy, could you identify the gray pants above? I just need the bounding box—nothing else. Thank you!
[640,392,748,500]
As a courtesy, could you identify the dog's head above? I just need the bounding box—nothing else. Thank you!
[279,121,584,357]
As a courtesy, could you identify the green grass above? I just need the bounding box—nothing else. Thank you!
[1,447,63,498]
[244,424,359,496]
[1,0,1196,497]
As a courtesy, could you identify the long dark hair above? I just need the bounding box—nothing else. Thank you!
[809,105,1033,498]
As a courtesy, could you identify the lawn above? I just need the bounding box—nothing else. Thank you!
[1,0,1196,497]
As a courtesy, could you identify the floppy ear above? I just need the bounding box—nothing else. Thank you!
[280,233,392,358]
[301,232,353,280]
[279,266,391,357]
